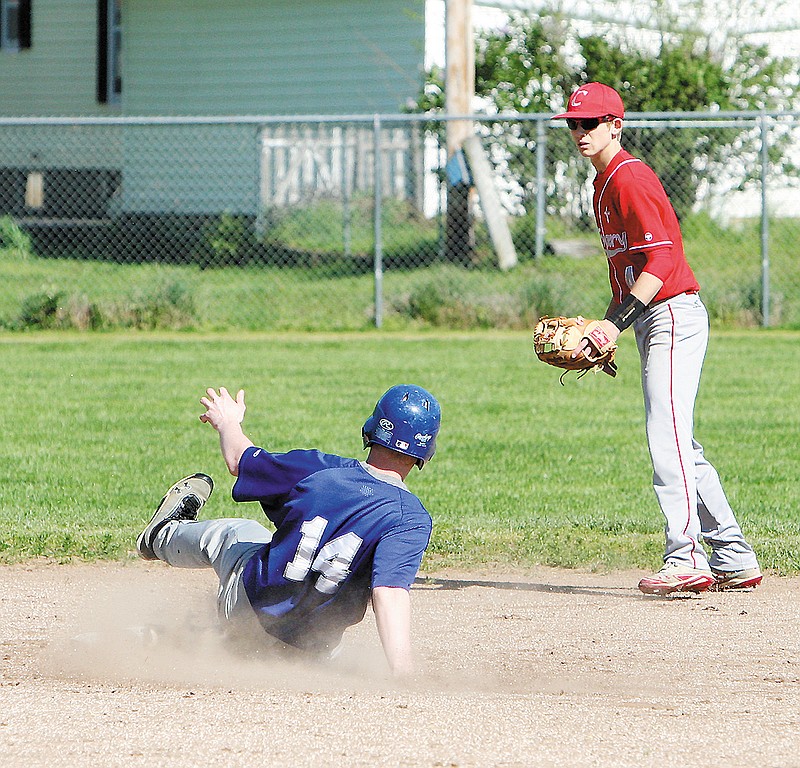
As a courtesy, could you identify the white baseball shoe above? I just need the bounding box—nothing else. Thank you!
[638,562,716,595]
[136,473,214,561]
[710,567,763,591]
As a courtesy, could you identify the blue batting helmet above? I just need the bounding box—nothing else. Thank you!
[362,384,441,467]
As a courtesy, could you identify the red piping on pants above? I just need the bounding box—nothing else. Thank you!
[668,304,696,566]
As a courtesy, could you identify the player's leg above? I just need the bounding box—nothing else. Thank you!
[683,299,762,587]
[153,516,270,573]
[157,516,272,623]
[137,473,272,619]
[695,444,761,577]
[635,300,709,571]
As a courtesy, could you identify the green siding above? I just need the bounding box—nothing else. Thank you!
[120,124,260,215]
[0,0,111,116]
[0,123,122,170]
[118,0,426,214]
[0,0,426,215]
[0,0,426,117]
[0,0,123,171]
[125,0,426,115]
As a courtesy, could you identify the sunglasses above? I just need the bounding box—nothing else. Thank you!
[566,116,612,131]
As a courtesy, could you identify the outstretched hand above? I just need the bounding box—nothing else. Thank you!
[199,387,246,431]
[199,387,253,476]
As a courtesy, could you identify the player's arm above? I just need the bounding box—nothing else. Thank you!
[599,271,664,341]
[371,585,414,677]
[628,271,664,307]
[199,387,254,476]
[574,271,664,361]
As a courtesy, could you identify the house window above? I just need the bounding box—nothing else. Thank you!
[1,0,31,51]
[97,0,121,104]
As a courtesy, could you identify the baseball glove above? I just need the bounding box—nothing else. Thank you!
[532,315,618,379]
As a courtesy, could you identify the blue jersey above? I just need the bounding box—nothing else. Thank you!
[233,447,432,652]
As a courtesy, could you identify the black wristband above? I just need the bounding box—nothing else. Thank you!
[606,294,647,332]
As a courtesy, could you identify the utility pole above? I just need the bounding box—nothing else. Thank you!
[445,0,475,265]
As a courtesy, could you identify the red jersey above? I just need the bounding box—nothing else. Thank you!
[592,148,700,305]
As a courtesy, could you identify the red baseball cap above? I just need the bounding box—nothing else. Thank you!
[552,82,625,120]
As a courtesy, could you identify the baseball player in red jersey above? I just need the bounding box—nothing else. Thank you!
[553,82,762,595]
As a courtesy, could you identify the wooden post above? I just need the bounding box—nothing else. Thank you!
[445,0,475,265]
[463,135,517,270]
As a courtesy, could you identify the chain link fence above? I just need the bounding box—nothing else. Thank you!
[0,112,797,332]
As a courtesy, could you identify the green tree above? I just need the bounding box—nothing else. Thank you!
[411,10,799,225]
[578,32,799,217]
[474,15,573,113]
[578,34,736,219]
[472,16,578,222]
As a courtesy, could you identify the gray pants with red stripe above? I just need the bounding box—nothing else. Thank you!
[634,292,759,572]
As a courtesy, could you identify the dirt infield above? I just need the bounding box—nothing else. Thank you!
[1,562,799,768]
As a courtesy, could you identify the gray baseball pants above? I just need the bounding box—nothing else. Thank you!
[152,517,271,628]
[634,292,759,572]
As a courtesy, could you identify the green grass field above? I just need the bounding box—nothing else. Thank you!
[1,329,798,574]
